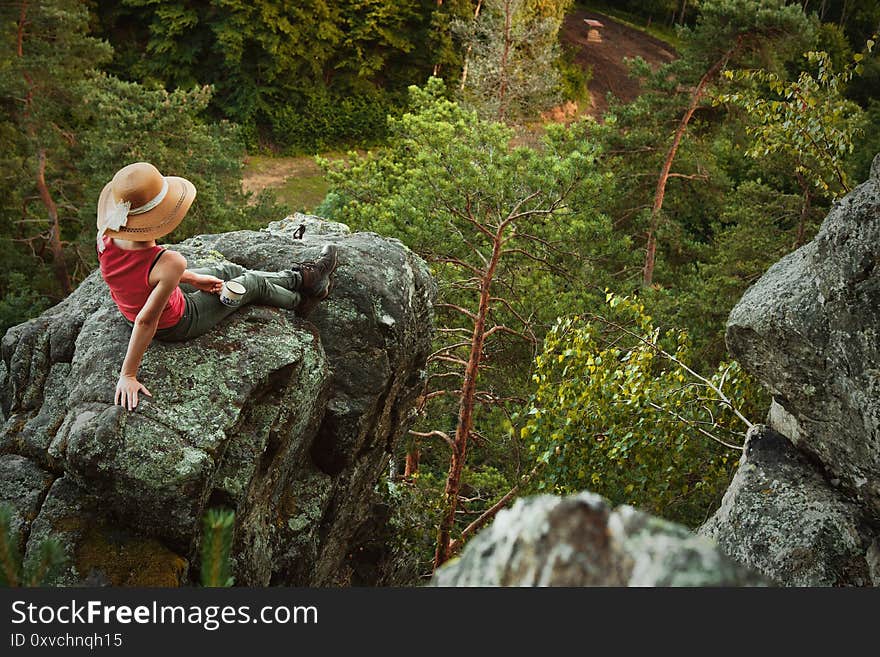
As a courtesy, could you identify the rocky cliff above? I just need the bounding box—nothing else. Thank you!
[432,492,763,586]
[0,215,436,586]
[700,155,880,586]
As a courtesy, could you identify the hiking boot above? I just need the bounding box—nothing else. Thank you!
[295,244,338,317]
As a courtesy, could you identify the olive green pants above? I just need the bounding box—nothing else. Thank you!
[154,262,302,342]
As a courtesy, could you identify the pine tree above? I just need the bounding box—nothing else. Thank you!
[0,0,112,296]
[454,0,571,122]
[641,0,812,286]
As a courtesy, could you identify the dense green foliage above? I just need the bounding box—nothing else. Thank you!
[319,78,619,352]
[0,0,280,334]
[1,0,879,580]
[317,1,877,572]
[200,509,235,587]
[521,295,765,525]
[717,42,875,196]
[0,0,110,327]
[91,0,476,151]
[0,504,65,587]
[320,77,620,565]
[454,0,572,121]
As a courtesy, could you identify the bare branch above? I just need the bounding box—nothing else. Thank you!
[645,401,743,451]
[423,390,451,402]
[483,324,536,343]
[667,172,709,181]
[426,370,464,382]
[426,255,483,277]
[436,327,474,335]
[589,313,754,430]
[629,172,709,181]
[506,189,572,225]
[429,354,469,367]
[500,246,553,264]
[428,341,472,361]
[448,462,545,556]
[409,429,455,449]
[488,296,538,344]
[435,303,478,322]
[500,190,543,228]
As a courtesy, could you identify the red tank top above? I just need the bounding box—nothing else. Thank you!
[97,236,185,329]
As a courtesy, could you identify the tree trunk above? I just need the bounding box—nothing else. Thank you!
[496,0,513,122]
[404,447,420,478]
[37,150,72,296]
[432,0,444,77]
[839,0,850,28]
[433,228,503,571]
[17,1,27,57]
[18,1,72,296]
[677,0,688,25]
[642,45,739,287]
[459,0,484,91]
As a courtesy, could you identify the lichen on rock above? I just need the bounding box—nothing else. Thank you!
[700,425,874,586]
[705,154,880,587]
[0,214,436,586]
[431,491,764,587]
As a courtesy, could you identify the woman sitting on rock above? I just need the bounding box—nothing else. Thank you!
[96,162,338,411]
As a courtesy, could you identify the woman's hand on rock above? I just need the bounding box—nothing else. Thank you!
[193,274,223,294]
[115,374,152,411]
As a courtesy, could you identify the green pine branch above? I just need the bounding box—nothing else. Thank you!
[200,509,235,587]
[0,506,22,587]
[0,504,65,588]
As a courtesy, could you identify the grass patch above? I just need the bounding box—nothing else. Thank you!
[243,154,335,213]
[273,175,329,212]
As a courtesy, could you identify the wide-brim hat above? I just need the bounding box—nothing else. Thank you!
[96,162,196,243]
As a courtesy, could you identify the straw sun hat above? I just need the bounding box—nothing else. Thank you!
[96,162,196,252]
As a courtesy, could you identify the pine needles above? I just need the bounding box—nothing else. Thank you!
[0,504,65,587]
[200,509,235,587]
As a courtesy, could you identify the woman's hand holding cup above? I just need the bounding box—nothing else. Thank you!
[193,274,223,294]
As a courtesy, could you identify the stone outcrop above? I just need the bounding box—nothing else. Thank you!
[700,425,876,586]
[432,492,764,587]
[432,157,880,589]
[0,214,436,586]
[702,155,880,586]
[0,454,53,554]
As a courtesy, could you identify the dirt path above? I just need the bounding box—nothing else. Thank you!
[242,154,345,212]
[245,11,675,199]
[242,156,322,196]
[561,8,676,116]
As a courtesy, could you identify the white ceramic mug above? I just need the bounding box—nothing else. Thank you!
[220,280,246,307]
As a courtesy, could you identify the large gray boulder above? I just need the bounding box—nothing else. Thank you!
[726,155,880,518]
[0,214,436,586]
[431,492,764,586]
[0,454,53,554]
[700,425,876,586]
[709,155,880,586]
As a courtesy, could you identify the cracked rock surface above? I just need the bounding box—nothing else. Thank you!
[703,155,880,586]
[431,491,764,586]
[700,425,876,586]
[0,215,436,586]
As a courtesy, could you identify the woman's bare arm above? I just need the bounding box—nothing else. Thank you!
[116,252,186,410]
[179,269,223,293]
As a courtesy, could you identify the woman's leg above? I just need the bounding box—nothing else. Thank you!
[167,265,303,340]
[186,263,302,293]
